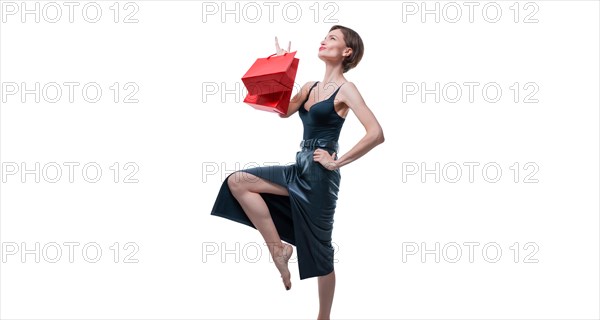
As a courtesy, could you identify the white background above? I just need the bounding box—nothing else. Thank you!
[1,0,599,319]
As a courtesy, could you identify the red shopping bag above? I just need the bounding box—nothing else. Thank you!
[241,51,299,95]
[243,89,292,115]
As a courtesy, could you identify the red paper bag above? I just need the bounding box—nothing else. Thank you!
[241,51,299,96]
[243,89,292,115]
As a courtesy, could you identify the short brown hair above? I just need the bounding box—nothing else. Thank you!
[329,25,364,73]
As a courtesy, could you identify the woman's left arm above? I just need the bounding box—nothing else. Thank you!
[327,82,385,170]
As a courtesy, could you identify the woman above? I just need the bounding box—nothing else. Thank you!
[210,25,384,319]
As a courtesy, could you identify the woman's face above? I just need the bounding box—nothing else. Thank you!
[318,29,351,62]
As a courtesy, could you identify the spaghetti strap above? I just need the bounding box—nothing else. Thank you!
[302,81,346,107]
[330,82,345,99]
[301,81,320,105]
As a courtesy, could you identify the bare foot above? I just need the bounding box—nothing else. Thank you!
[273,243,293,290]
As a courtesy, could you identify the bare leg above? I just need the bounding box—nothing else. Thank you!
[228,171,294,290]
[317,270,336,320]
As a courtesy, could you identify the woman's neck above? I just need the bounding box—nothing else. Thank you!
[322,61,346,86]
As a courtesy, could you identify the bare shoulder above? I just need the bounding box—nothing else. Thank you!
[339,82,366,107]
[343,81,358,89]
[280,80,319,118]
[296,81,317,97]
[291,81,316,101]
[299,81,319,100]
[304,80,318,91]
[340,81,362,96]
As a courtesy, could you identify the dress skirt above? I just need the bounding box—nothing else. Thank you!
[210,138,341,280]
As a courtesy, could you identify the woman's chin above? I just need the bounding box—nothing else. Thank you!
[317,52,330,61]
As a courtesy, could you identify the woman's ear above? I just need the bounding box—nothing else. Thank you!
[343,47,353,57]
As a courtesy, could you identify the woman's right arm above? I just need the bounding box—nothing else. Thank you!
[279,81,316,118]
[273,37,315,118]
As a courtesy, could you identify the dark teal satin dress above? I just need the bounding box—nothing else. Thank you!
[211,81,345,280]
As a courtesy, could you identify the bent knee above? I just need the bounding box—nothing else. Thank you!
[227,171,257,192]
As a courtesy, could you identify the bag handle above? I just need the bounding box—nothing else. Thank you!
[267,51,295,59]
[267,52,287,59]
